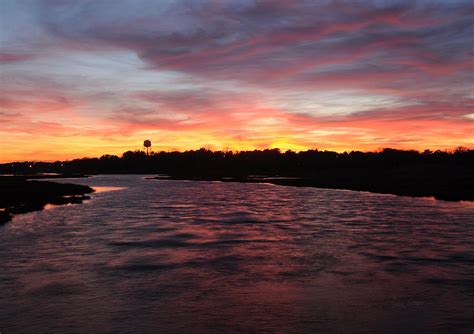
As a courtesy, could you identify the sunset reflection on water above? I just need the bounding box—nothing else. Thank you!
[93,186,127,193]
[1,175,473,333]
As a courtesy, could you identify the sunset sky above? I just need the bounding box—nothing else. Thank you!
[0,0,473,162]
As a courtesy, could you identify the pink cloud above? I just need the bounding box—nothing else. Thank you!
[0,53,34,63]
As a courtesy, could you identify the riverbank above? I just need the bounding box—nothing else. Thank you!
[152,165,474,202]
[0,176,94,224]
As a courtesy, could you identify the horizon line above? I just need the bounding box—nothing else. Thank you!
[2,145,472,164]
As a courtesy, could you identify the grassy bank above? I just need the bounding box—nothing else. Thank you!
[0,176,94,224]
[152,164,473,202]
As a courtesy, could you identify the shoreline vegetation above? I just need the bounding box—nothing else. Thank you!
[0,176,94,224]
[0,148,472,222]
[151,171,472,202]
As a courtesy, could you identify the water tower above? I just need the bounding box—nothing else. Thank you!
[144,140,152,155]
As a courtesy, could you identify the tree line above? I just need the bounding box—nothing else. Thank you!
[1,147,473,176]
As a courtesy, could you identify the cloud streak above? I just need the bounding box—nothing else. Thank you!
[0,0,473,161]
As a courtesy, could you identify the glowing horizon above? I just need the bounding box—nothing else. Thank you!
[1,0,473,163]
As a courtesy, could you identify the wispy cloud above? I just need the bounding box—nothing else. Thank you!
[0,0,473,161]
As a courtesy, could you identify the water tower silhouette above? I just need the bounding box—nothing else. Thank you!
[144,140,152,155]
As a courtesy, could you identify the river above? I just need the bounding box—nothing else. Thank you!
[1,175,473,333]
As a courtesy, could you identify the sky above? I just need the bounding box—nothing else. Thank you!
[0,0,473,162]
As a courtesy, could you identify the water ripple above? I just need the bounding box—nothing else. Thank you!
[1,175,473,333]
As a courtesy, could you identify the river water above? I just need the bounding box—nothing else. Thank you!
[1,175,473,333]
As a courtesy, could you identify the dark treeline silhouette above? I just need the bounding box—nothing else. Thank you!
[1,147,473,176]
[1,147,473,201]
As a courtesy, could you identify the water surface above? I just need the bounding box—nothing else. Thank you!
[1,175,473,333]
